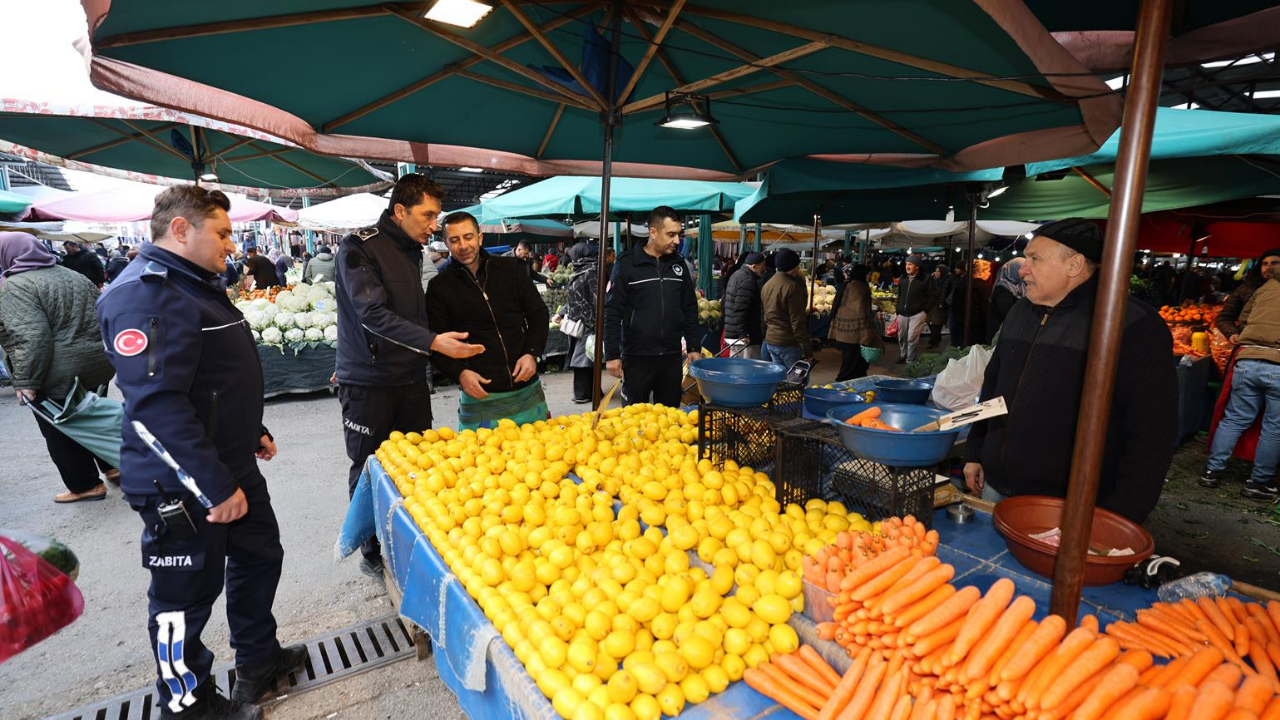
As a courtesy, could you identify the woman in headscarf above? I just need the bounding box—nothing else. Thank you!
[0,233,117,502]
[563,242,602,403]
[987,257,1025,342]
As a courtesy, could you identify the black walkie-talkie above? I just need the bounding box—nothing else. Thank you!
[154,480,197,540]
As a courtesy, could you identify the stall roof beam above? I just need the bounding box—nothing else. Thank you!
[617,0,686,104]
[67,121,180,160]
[498,0,608,109]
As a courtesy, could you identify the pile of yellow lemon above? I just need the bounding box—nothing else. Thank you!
[376,404,876,720]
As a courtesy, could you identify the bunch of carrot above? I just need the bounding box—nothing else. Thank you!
[802,517,941,593]
[1103,597,1280,683]
[800,546,1280,719]
[742,646,845,720]
[846,406,902,431]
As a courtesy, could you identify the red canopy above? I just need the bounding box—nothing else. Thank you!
[27,185,297,224]
[1129,216,1280,258]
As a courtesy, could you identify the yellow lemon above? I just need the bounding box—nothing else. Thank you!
[607,669,639,704]
[768,623,800,654]
[721,654,746,682]
[630,694,661,720]
[680,672,710,705]
[573,673,603,696]
[660,579,691,614]
[553,687,586,720]
[602,630,636,660]
[605,703,636,720]
[753,594,792,625]
[689,587,722,619]
[719,597,751,629]
[743,643,770,669]
[654,650,689,683]
[723,628,751,656]
[754,569,779,596]
[627,597,660,624]
[775,570,803,600]
[568,638,599,673]
[669,524,698,551]
[678,636,715,670]
[702,665,730,694]
[572,699,605,720]
[735,585,761,608]
[656,684,685,718]
[630,663,667,695]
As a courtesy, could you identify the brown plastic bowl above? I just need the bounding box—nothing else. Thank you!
[991,495,1155,586]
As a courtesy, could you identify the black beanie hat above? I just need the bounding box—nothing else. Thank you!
[1035,218,1104,262]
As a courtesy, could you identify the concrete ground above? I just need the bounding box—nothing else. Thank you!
[0,342,899,720]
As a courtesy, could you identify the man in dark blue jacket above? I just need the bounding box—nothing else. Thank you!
[98,186,304,720]
[603,206,701,407]
[334,174,482,575]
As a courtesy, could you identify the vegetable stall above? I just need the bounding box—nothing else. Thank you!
[233,282,340,398]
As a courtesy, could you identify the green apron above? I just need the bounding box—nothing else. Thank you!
[457,378,550,430]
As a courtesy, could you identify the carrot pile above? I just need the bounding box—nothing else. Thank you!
[772,549,1280,720]
[743,646,844,720]
[1104,597,1280,680]
[802,517,941,593]
[845,406,902,432]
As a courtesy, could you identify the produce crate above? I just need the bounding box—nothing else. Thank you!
[775,421,936,526]
[697,402,808,477]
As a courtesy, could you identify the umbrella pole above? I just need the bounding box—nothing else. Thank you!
[1050,0,1173,624]
[963,199,976,346]
[592,3,623,410]
[810,214,821,312]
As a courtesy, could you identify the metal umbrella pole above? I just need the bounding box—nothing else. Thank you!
[1050,0,1173,624]
[963,195,977,346]
[591,3,623,409]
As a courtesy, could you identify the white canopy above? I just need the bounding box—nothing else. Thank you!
[294,192,387,231]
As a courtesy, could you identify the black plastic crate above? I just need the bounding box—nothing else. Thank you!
[775,422,936,526]
[698,403,808,475]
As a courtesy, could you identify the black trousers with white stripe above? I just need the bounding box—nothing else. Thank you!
[133,473,283,712]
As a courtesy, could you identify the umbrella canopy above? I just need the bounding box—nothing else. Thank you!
[474,176,757,223]
[295,192,388,231]
[0,99,393,197]
[80,1,1120,175]
[0,188,33,215]
[28,185,298,224]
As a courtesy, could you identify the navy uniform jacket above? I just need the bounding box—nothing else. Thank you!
[603,245,700,360]
[335,211,437,386]
[98,243,264,506]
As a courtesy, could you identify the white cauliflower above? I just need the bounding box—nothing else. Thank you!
[245,310,268,330]
[251,329,261,343]
[262,303,280,320]
[250,298,271,311]
[273,312,295,329]
[284,328,305,343]
[324,325,339,342]
[260,327,283,345]
[310,298,333,313]
[304,327,324,341]
[293,312,313,329]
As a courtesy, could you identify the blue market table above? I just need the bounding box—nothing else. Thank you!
[339,457,1161,720]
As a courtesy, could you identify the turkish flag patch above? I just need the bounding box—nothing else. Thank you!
[114,328,148,357]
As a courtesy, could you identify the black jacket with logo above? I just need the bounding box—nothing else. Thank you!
[966,276,1177,522]
[335,211,437,387]
[425,251,549,393]
[98,243,265,505]
[604,245,700,360]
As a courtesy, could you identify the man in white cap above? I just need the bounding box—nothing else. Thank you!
[894,253,937,363]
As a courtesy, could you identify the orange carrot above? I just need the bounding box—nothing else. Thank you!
[905,587,982,642]
[1182,598,1213,626]
[1270,642,1280,673]
[1202,663,1245,690]
[745,667,821,720]
[872,559,942,614]
[984,619,1038,687]
[1138,665,1162,685]
[999,614,1067,682]
[1227,597,1251,625]
[1221,710,1261,720]
[1202,597,1238,639]
[934,695,955,720]
[800,646,845,690]
[1162,601,1200,626]
[1097,687,1146,720]
[1148,656,1192,688]
[1268,602,1280,638]
[1248,604,1280,647]
[836,655,888,720]
[1200,619,1252,669]
[943,579,1015,668]
[1165,646,1226,690]
[1245,618,1270,649]
[818,622,839,641]
[1107,686,1172,720]
[1116,649,1154,673]
[894,585,958,630]
[1235,674,1275,715]
[1080,614,1099,633]
[1262,697,1280,720]
[853,557,922,603]
[1038,637,1121,711]
[1165,686,1198,720]
[1038,665,1109,720]
[911,617,966,659]
[845,547,912,593]
[962,596,1036,682]
[888,695,912,720]
[908,687,933,720]
[1019,627,1096,709]
[1145,606,1206,640]
[864,670,904,720]
[763,663,829,708]
[821,647,874,720]
[1236,622,1253,659]
[777,653,837,696]
[1112,620,1191,656]
[1138,609,1206,644]
[879,565,955,617]
[1188,680,1237,720]
[847,406,882,425]
[1247,643,1278,690]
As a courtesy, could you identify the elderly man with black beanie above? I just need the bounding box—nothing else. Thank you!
[894,253,937,363]
[760,248,812,369]
[963,218,1177,523]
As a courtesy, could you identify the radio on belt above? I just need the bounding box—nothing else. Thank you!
[153,480,197,539]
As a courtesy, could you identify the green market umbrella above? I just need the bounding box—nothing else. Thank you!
[474,176,755,223]
[0,99,392,197]
[0,188,32,215]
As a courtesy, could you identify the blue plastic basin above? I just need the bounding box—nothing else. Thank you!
[688,357,786,408]
[804,387,868,417]
[874,378,933,404]
[825,402,961,467]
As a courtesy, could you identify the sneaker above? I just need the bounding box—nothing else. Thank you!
[230,644,308,703]
[571,397,591,404]
[360,555,385,579]
[1241,482,1280,501]
[160,683,263,720]
[1199,468,1226,488]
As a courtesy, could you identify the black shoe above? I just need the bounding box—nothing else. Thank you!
[360,555,385,579]
[1241,482,1280,500]
[161,682,262,720]
[572,397,591,404]
[230,644,308,703]
[1198,468,1226,488]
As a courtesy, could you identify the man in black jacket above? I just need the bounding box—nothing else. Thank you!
[604,206,701,407]
[427,211,550,428]
[723,252,765,359]
[963,219,1176,523]
[62,240,106,287]
[893,254,937,363]
[334,175,483,575]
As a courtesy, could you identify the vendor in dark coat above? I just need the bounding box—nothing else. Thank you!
[61,240,106,287]
[964,219,1177,523]
[722,251,765,359]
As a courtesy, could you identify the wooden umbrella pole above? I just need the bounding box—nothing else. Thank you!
[592,3,623,410]
[963,197,976,346]
[810,214,820,312]
[1049,0,1173,623]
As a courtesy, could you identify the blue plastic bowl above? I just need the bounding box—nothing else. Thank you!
[804,387,869,417]
[825,402,962,467]
[688,357,786,408]
[874,378,934,404]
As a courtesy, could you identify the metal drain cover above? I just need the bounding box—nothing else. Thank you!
[42,615,416,720]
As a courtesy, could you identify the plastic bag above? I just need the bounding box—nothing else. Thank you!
[884,316,899,338]
[930,344,993,411]
[0,534,84,664]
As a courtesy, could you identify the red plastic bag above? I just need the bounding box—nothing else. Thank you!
[885,316,900,338]
[0,534,84,663]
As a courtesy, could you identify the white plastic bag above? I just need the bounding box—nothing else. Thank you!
[930,344,993,410]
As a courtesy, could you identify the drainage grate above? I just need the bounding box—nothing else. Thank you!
[43,615,416,720]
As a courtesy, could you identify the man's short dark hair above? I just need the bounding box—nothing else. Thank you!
[444,211,481,235]
[388,174,445,213]
[151,185,231,240]
[648,206,681,230]
[246,247,257,255]
[517,240,532,250]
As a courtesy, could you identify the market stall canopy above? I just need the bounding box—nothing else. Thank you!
[894,219,1042,239]
[573,220,647,239]
[294,192,388,231]
[27,185,298,224]
[443,204,575,244]
[1124,215,1280,258]
[80,1,1120,176]
[0,220,113,244]
[685,220,847,242]
[0,188,33,215]
[0,99,394,198]
[475,177,757,223]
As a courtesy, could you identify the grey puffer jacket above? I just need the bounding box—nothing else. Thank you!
[0,265,115,397]
[303,251,337,283]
